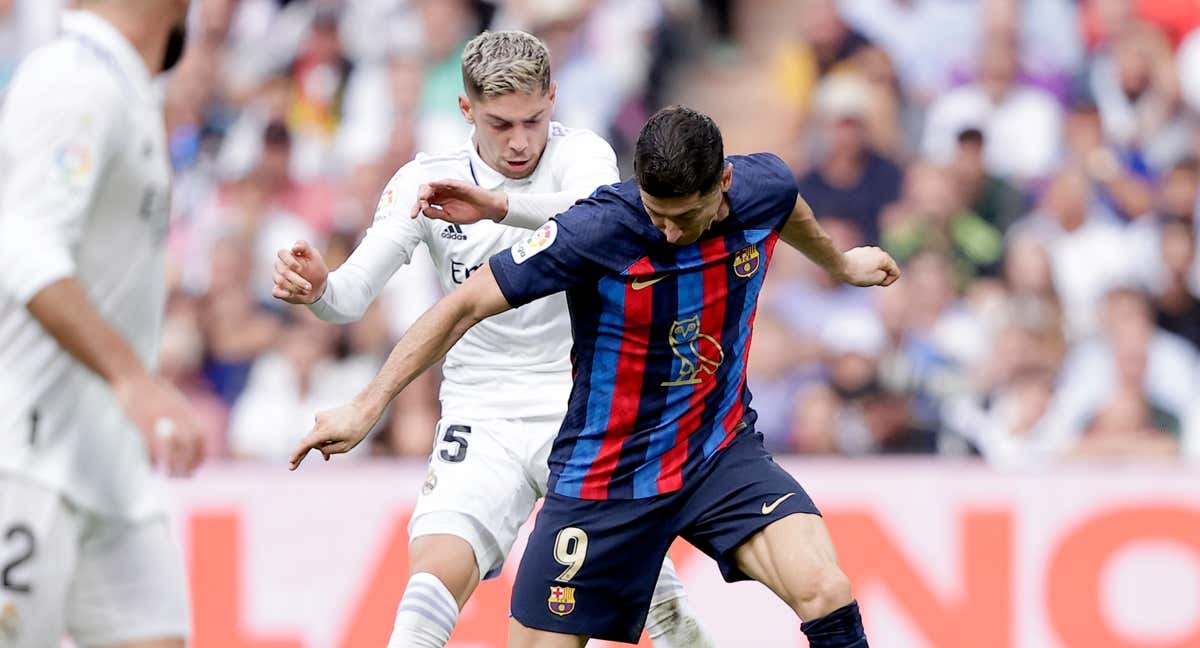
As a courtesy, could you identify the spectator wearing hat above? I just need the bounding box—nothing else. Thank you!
[797,74,903,244]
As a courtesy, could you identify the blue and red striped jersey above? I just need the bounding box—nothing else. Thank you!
[489,153,798,500]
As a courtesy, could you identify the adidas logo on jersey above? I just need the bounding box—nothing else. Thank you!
[441,224,468,241]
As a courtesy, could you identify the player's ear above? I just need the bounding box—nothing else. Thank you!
[720,163,733,192]
[459,95,474,124]
[548,81,557,107]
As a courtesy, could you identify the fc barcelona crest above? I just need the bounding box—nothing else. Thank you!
[733,245,760,278]
[548,586,576,616]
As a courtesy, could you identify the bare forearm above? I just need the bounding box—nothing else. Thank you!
[354,296,478,417]
[26,278,148,386]
[780,197,847,281]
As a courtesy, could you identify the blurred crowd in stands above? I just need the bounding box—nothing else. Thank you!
[3,0,1198,466]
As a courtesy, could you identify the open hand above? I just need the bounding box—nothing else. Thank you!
[114,373,206,477]
[410,179,507,225]
[289,401,380,470]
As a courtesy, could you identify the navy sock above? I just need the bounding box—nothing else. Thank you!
[800,600,868,648]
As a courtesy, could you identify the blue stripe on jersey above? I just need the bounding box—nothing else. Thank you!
[556,275,626,497]
[632,246,704,498]
[700,237,769,458]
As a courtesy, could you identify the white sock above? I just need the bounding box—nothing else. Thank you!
[387,572,460,648]
[646,558,715,648]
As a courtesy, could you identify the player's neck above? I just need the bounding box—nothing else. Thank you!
[83,6,172,77]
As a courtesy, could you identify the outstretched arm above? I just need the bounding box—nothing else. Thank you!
[413,132,619,230]
[289,263,513,468]
[780,194,900,287]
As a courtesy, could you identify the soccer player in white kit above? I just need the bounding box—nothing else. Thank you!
[273,31,713,648]
[0,2,202,648]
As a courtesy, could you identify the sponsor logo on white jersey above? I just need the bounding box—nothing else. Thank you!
[441,224,468,241]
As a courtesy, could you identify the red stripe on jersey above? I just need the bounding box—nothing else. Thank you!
[656,237,730,492]
[627,256,656,276]
[715,234,777,451]
[580,279,654,499]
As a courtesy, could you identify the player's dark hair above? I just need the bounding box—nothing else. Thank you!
[634,106,725,199]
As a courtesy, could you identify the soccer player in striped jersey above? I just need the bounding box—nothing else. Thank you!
[292,105,899,647]
[274,31,712,648]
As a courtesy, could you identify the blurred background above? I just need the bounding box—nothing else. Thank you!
[4,0,1197,466]
[5,0,1200,646]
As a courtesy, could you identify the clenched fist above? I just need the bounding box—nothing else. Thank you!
[272,240,329,304]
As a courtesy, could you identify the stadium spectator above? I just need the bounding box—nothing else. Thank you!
[948,128,1027,234]
[1034,288,1200,456]
[772,0,879,112]
[1011,165,1138,340]
[229,309,378,461]
[198,237,281,405]
[1150,218,1200,349]
[797,74,903,244]
[881,162,1004,287]
[1087,23,1191,176]
[922,28,1063,183]
[1061,85,1155,220]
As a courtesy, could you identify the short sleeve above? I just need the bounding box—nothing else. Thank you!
[362,162,426,264]
[488,189,641,308]
[0,46,123,303]
[727,153,799,232]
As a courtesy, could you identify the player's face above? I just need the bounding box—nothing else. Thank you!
[461,84,556,180]
[640,164,734,246]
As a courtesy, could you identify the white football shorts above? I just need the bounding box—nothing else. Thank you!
[408,413,559,580]
[0,475,189,648]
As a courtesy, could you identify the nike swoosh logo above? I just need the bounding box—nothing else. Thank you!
[761,493,796,515]
[631,276,666,290]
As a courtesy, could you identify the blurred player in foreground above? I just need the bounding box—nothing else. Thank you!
[274,31,712,648]
[0,1,202,647]
[291,106,899,647]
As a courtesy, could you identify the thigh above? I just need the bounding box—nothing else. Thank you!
[0,476,78,648]
[66,515,189,648]
[510,493,674,645]
[410,417,541,580]
[731,512,842,609]
[508,616,588,648]
[678,431,820,582]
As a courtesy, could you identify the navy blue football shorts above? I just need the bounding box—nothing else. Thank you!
[510,429,820,643]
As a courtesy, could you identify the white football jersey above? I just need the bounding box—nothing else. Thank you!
[0,11,173,519]
[309,123,618,419]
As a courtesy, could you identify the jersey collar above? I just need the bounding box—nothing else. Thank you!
[61,10,154,97]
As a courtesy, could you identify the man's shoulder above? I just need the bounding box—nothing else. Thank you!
[552,181,654,262]
[544,122,616,160]
[409,146,475,175]
[5,39,120,111]
[381,148,474,191]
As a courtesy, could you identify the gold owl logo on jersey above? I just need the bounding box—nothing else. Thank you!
[661,315,725,387]
[548,586,576,616]
[421,468,438,495]
[733,245,761,278]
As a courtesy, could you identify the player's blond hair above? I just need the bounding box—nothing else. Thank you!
[461,31,552,99]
